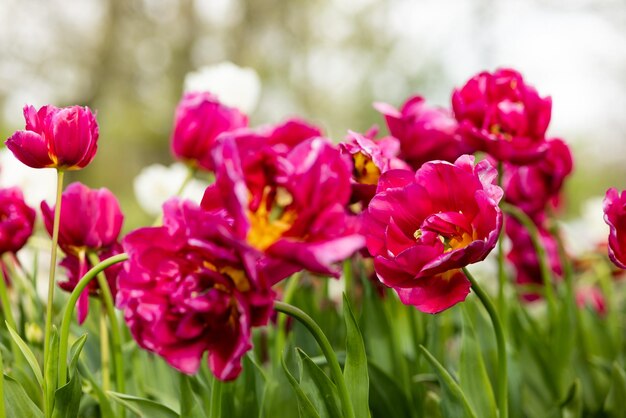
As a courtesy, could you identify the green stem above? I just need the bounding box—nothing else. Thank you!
[0,347,5,418]
[87,252,126,418]
[43,169,64,418]
[343,259,352,300]
[176,165,197,196]
[57,253,128,389]
[0,263,21,367]
[99,303,111,392]
[502,203,558,318]
[274,301,355,418]
[274,273,301,366]
[497,162,507,318]
[463,268,508,418]
[209,378,222,418]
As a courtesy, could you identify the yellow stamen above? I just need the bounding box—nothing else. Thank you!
[353,152,381,185]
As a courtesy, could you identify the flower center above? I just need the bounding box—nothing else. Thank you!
[246,187,297,251]
[203,262,250,292]
[352,152,381,185]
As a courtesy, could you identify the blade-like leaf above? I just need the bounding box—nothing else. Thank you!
[51,371,81,418]
[604,363,626,417]
[108,392,179,418]
[342,294,369,418]
[3,374,44,418]
[45,326,59,414]
[78,358,115,418]
[297,348,342,418]
[418,345,478,418]
[180,374,205,418]
[6,321,43,388]
[51,334,88,418]
[368,361,413,418]
[460,307,497,418]
[281,350,321,418]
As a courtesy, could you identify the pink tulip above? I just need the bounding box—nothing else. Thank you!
[363,155,503,313]
[6,104,98,170]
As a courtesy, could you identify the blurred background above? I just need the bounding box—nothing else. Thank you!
[0,0,624,229]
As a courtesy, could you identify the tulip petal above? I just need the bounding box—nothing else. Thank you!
[5,131,54,169]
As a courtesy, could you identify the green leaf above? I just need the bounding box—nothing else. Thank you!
[51,370,82,418]
[180,374,205,418]
[51,334,88,418]
[368,361,413,418]
[342,294,369,418]
[2,374,43,418]
[297,348,342,418]
[108,392,179,418]
[6,321,43,388]
[418,345,478,418]
[459,307,497,418]
[281,350,321,418]
[604,363,626,417]
[559,379,582,418]
[45,326,59,415]
[78,358,115,418]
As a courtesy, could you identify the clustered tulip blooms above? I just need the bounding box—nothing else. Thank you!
[4,65,626,406]
[118,199,275,379]
[41,182,124,323]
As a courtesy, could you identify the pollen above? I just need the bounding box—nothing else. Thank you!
[353,152,381,185]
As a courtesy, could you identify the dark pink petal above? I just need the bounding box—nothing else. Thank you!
[395,270,470,314]
[5,130,54,169]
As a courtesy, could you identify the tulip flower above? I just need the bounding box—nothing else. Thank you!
[0,187,36,255]
[506,218,562,301]
[339,130,410,205]
[118,199,275,380]
[6,104,99,170]
[375,96,470,169]
[171,91,248,171]
[203,133,364,282]
[603,188,626,269]
[452,68,552,164]
[41,182,124,323]
[502,138,573,220]
[363,155,503,313]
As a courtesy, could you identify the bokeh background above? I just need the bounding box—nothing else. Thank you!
[1,0,625,229]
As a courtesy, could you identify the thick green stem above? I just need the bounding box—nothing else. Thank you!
[463,268,508,418]
[274,273,301,366]
[100,303,111,392]
[502,203,558,318]
[274,301,356,418]
[43,169,64,418]
[57,253,128,389]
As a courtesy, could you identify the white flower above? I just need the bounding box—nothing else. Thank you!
[561,197,608,257]
[133,163,209,216]
[0,148,56,207]
[183,61,261,114]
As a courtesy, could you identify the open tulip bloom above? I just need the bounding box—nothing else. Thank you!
[3,66,626,418]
